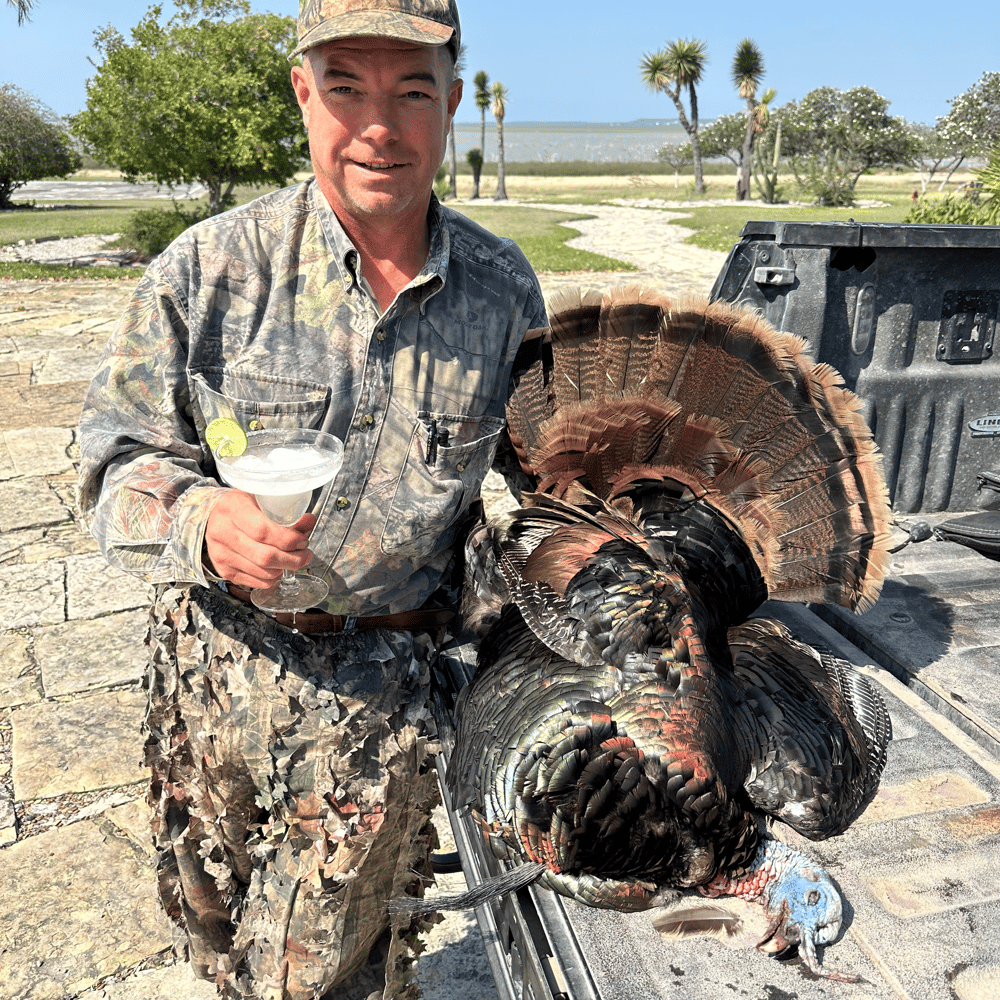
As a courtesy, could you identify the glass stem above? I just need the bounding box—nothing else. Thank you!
[279,569,296,590]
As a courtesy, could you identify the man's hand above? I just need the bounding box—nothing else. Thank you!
[205,489,317,589]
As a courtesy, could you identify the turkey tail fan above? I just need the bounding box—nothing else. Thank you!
[546,286,605,345]
[507,286,892,614]
[766,363,892,612]
[545,286,607,411]
[529,399,683,502]
[592,284,676,399]
[503,290,604,469]
[671,299,892,611]
[506,337,555,473]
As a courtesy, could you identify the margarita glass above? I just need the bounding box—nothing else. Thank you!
[214,428,344,613]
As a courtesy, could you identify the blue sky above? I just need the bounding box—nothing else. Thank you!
[3,0,996,126]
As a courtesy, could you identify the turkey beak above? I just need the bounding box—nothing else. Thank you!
[755,899,794,954]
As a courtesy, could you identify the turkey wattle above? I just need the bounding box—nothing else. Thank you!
[449,286,893,979]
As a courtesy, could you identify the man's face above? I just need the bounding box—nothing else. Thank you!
[291,37,462,232]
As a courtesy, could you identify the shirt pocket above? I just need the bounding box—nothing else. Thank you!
[381,411,505,558]
[191,366,332,439]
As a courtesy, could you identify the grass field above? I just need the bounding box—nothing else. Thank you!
[669,198,917,253]
[449,205,634,272]
[0,165,981,276]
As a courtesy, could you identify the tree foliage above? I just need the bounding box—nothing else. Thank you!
[936,72,1000,161]
[0,83,81,209]
[640,38,708,194]
[8,0,34,24]
[907,120,967,192]
[777,86,916,206]
[655,142,693,187]
[697,112,746,168]
[73,0,304,215]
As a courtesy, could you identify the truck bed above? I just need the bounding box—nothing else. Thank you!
[431,223,1000,999]
[432,516,1000,1000]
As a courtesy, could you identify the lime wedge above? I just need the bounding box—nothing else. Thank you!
[206,417,248,458]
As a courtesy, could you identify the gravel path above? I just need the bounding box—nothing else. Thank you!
[0,234,119,261]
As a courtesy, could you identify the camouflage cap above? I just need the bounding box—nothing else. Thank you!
[292,0,461,59]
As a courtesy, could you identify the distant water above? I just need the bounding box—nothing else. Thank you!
[450,120,689,163]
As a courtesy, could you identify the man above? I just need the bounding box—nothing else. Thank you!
[77,1,547,997]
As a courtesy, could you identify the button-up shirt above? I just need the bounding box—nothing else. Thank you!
[78,180,547,614]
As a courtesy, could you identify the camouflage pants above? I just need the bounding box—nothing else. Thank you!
[143,584,444,1000]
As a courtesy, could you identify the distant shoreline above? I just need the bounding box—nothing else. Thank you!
[452,119,685,128]
[448,121,689,164]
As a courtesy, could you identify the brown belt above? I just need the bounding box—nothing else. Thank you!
[226,584,455,635]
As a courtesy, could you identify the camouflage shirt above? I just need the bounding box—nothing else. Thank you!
[78,180,546,614]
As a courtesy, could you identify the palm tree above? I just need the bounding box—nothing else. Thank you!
[474,71,491,165]
[640,38,708,194]
[8,0,35,23]
[492,81,508,201]
[446,44,467,200]
[732,38,766,200]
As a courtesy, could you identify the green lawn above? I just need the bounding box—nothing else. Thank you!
[0,260,147,281]
[662,173,961,252]
[449,205,635,273]
[0,202,152,243]
[0,182,274,245]
[672,198,917,253]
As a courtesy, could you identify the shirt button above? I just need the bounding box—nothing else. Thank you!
[336,495,350,510]
[376,329,386,342]
[456,461,466,472]
[360,414,374,427]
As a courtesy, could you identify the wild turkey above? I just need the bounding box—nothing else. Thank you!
[441,286,893,980]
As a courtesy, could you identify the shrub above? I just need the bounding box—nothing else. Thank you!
[434,164,449,200]
[905,146,1000,225]
[811,176,857,207]
[113,201,217,256]
[905,194,983,224]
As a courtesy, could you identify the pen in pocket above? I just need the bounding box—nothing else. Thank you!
[426,420,450,465]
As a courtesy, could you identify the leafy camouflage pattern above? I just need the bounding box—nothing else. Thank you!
[293,0,460,58]
[145,582,444,999]
[77,179,546,616]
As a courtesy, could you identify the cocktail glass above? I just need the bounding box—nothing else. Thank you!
[214,427,344,613]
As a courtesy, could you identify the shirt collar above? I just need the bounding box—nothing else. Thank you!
[310,182,448,308]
